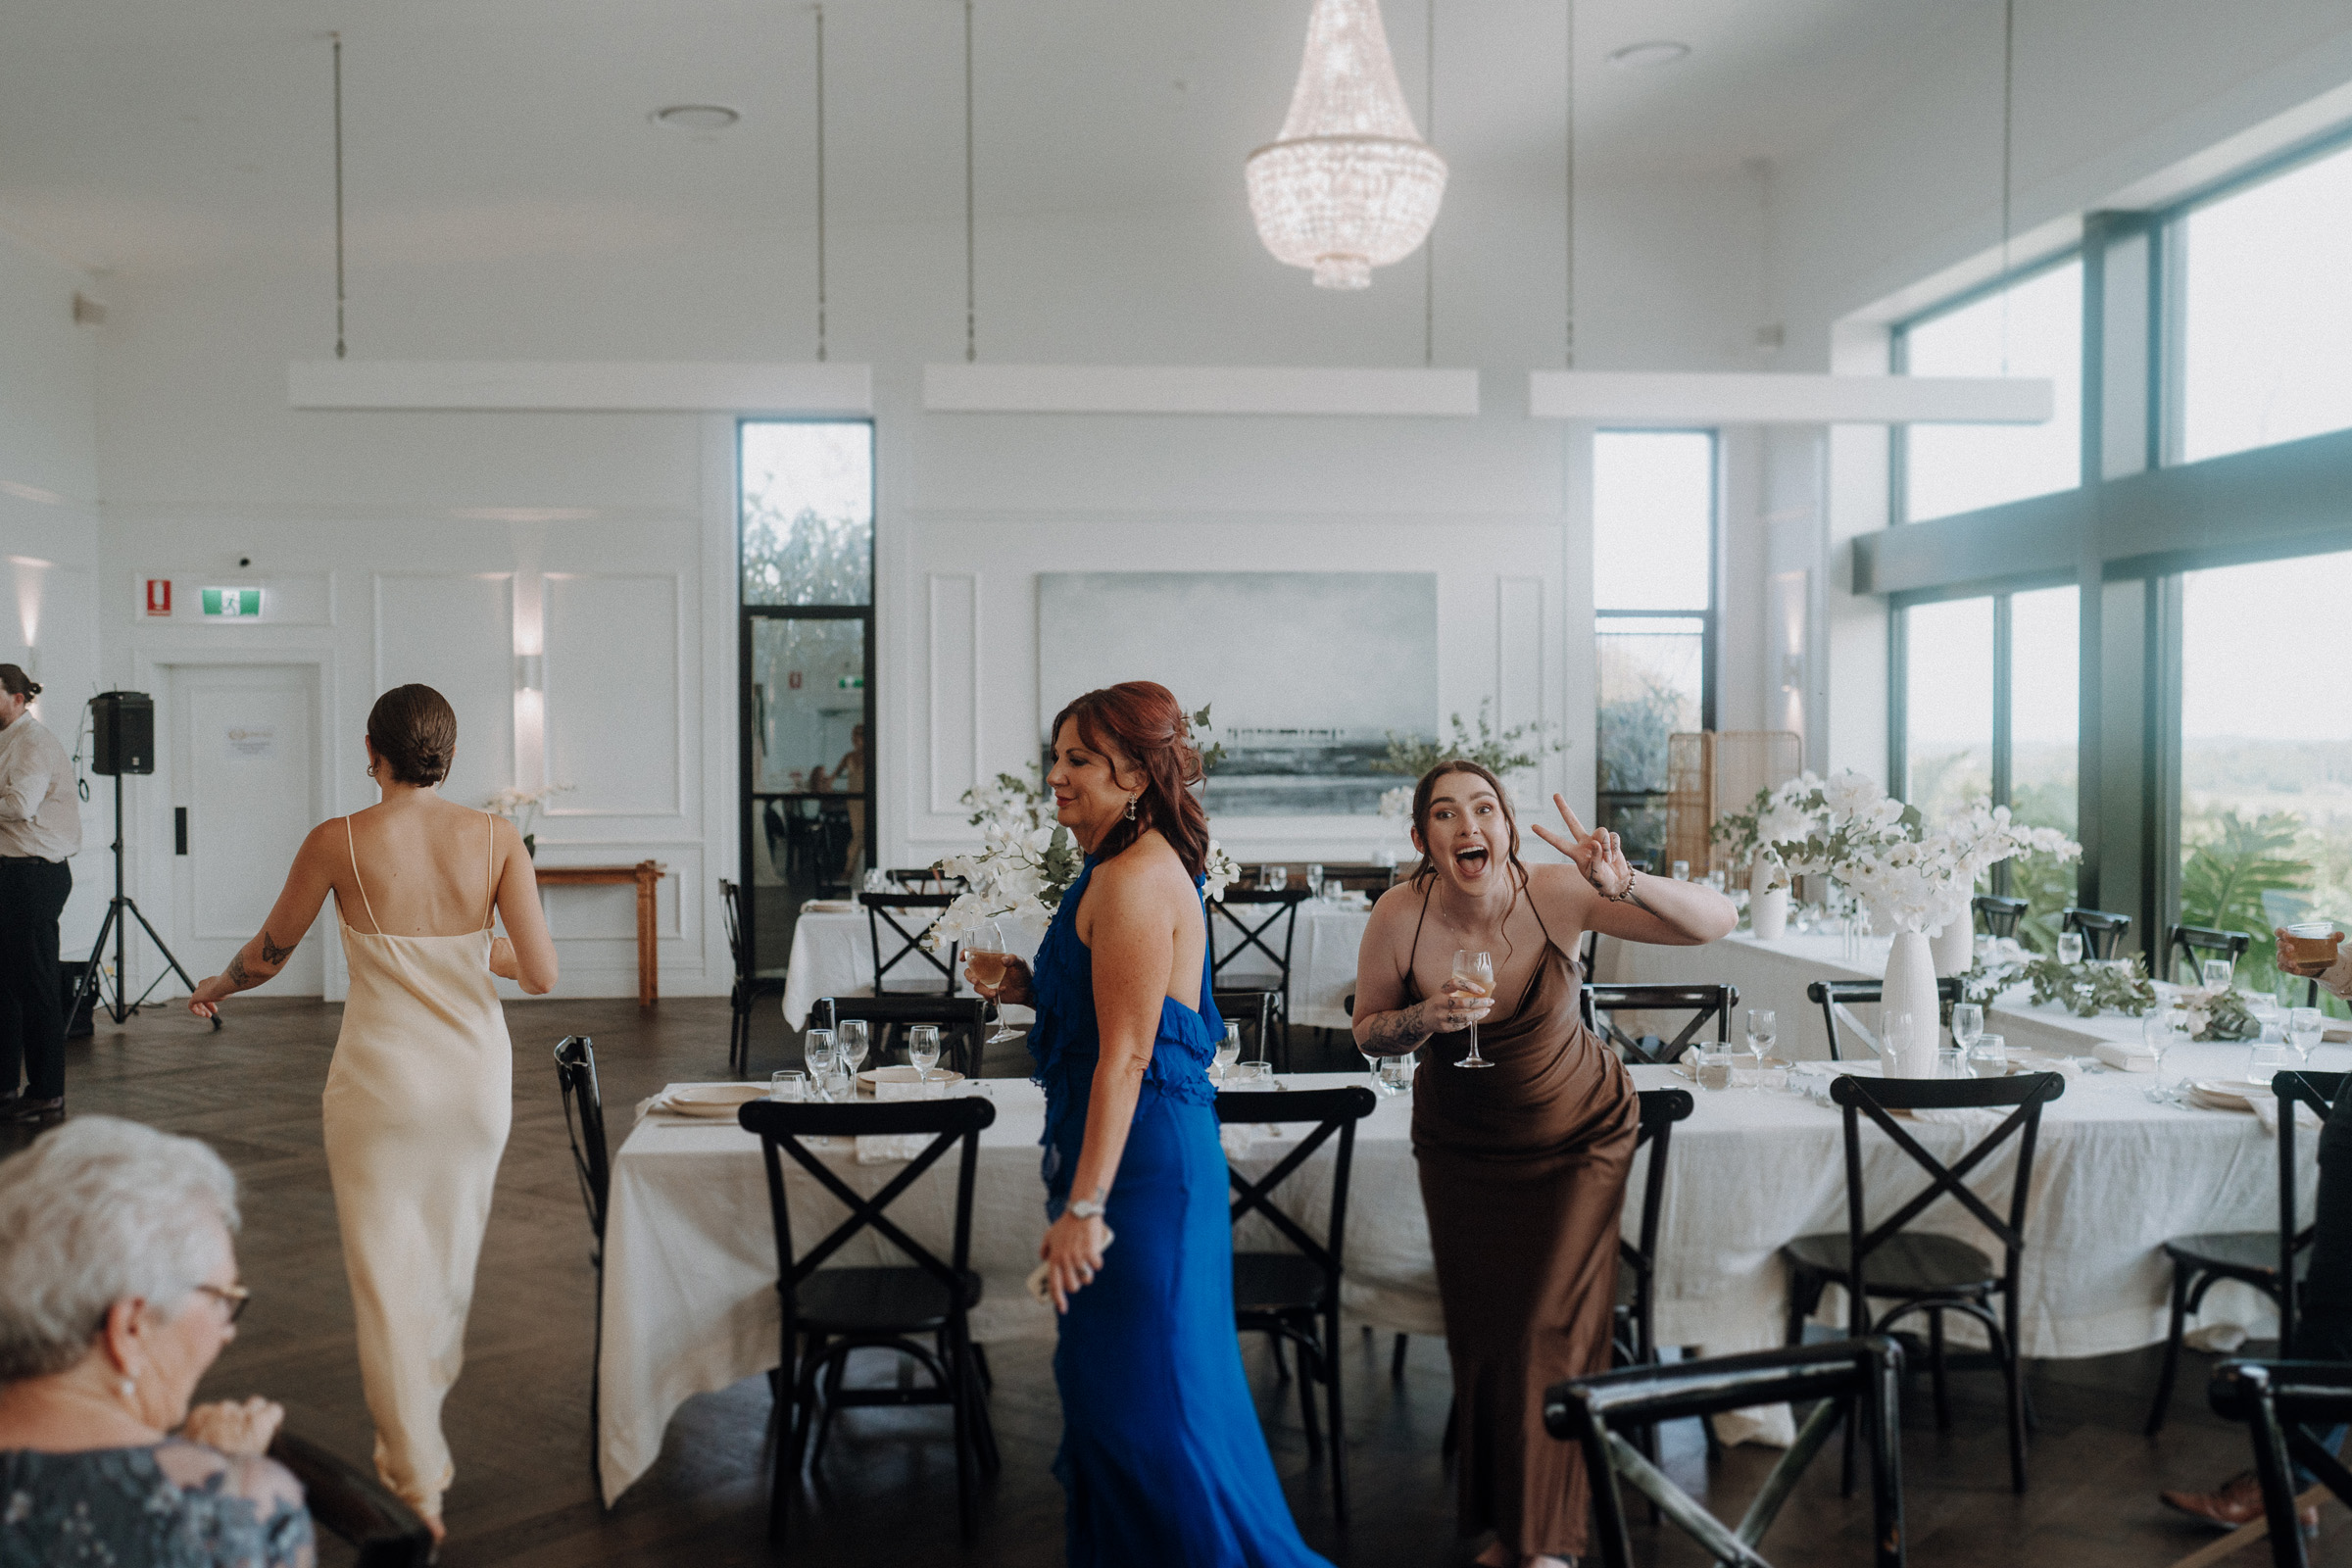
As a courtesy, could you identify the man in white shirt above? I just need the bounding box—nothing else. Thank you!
[0,664,80,1123]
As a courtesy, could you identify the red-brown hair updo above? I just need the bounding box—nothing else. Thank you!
[1050,681,1211,878]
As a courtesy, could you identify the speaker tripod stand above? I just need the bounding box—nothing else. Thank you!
[70,770,218,1031]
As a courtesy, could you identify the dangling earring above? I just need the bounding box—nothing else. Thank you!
[1123,793,1140,821]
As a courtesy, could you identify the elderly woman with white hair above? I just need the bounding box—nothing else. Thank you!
[0,1117,314,1567]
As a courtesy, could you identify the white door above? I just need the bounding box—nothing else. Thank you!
[169,664,323,994]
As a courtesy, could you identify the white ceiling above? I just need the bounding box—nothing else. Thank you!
[0,0,1993,275]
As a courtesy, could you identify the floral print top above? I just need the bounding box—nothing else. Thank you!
[0,1440,314,1568]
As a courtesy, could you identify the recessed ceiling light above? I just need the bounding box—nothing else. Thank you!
[651,104,741,131]
[1608,40,1691,70]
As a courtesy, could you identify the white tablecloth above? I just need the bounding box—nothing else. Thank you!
[596,1049,2328,1502]
[779,904,1374,1031]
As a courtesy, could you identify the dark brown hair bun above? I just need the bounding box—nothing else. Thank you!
[367,684,458,787]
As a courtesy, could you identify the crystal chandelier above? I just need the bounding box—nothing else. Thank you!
[1246,0,1447,290]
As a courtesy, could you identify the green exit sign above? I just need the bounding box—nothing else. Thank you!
[836,674,863,690]
[202,587,262,617]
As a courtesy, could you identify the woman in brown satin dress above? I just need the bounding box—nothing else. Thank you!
[1352,762,1736,1568]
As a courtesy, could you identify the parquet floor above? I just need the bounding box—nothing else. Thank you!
[18,994,2341,1565]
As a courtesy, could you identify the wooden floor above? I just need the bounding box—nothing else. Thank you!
[20,994,2344,1566]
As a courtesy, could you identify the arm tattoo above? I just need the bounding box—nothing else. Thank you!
[258,929,294,966]
[1361,1006,1433,1055]
[224,952,253,989]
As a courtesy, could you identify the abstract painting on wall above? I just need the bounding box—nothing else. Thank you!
[1037,571,1437,815]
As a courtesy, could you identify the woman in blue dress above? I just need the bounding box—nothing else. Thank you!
[970,681,1331,1568]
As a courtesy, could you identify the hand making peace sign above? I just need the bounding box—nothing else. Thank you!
[1529,794,1635,900]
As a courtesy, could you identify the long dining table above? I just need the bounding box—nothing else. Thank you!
[596,1036,2331,1503]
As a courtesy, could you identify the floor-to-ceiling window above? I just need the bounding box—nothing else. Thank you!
[2177,548,2352,996]
[2172,136,2352,465]
[739,418,875,974]
[1896,259,2083,522]
[1899,596,1995,822]
[1592,429,1716,868]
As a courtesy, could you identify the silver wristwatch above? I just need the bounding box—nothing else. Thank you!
[1067,1198,1107,1220]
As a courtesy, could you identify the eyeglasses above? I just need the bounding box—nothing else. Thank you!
[194,1283,252,1324]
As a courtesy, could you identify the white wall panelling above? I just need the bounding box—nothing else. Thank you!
[926,573,980,816]
[1494,578,1544,743]
[371,573,514,815]
[543,573,687,818]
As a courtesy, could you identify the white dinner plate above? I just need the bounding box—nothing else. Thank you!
[654,1084,768,1118]
[2187,1079,2271,1112]
[858,1065,965,1092]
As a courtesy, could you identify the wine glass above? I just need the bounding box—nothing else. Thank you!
[907,1024,942,1092]
[837,1018,869,1081]
[2200,956,2235,995]
[2058,932,2084,966]
[2288,1005,2325,1068]
[1214,1024,1243,1087]
[1267,865,1288,892]
[1450,950,1496,1069]
[1306,863,1326,901]
[970,920,1026,1044]
[1950,1003,1984,1060]
[1744,1008,1776,1089]
[804,1028,836,1103]
[2142,1007,2182,1103]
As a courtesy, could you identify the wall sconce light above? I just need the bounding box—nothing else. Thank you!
[515,654,544,692]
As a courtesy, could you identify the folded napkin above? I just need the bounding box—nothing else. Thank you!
[2008,1051,2083,1082]
[855,1133,933,1164]
[2251,1095,2326,1139]
[801,898,859,914]
[1219,1124,1286,1160]
[2092,1042,2156,1073]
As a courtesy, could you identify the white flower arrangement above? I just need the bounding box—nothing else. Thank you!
[1718,773,2081,934]
[1378,785,1415,828]
[483,782,574,850]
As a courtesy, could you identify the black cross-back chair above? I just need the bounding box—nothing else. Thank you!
[1212,988,1280,1065]
[1582,983,1738,1066]
[1806,978,1966,1062]
[267,1430,436,1568]
[1215,1084,1378,1521]
[720,878,790,1076]
[2060,906,2132,958]
[823,994,990,1080]
[736,1096,1000,1544]
[2207,1359,2352,1568]
[2170,923,2253,986]
[860,891,962,996]
[1972,894,2029,938]
[552,1035,610,1490]
[1782,1070,2066,1495]
[2145,1069,2342,1434]
[886,866,968,895]
[1543,1338,1909,1568]
[1209,888,1310,1070]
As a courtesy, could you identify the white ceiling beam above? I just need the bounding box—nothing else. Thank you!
[287,360,873,414]
[923,363,1479,416]
[1526,370,2051,425]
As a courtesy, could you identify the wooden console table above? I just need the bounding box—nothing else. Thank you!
[533,860,667,1006]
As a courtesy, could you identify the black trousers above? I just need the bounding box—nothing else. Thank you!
[2306,1079,2352,1365]
[0,857,71,1100]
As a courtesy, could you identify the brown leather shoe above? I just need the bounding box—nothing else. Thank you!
[2161,1470,2319,1533]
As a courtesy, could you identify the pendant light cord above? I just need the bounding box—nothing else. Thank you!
[814,4,827,363]
[964,0,976,364]
[1424,0,1436,368]
[1999,0,2015,375]
[1563,0,1575,369]
[331,31,346,361]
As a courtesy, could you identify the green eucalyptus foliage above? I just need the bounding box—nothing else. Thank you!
[1377,697,1567,780]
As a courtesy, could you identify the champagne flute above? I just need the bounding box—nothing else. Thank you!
[804,1028,836,1101]
[2288,1005,2325,1068]
[1213,1024,1243,1087]
[1451,950,1496,1070]
[837,1018,869,1080]
[907,1024,942,1092]
[2143,1008,2181,1103]
[970,920,1025,1044]
[1744,1008,1777,1089]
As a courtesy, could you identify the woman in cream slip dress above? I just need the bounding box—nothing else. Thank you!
[187,683,557,1534]
[324,810,513,1521]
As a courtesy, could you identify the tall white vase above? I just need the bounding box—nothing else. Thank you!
[1881,930,1942,1077]
[1932,915,1975,976]
[1749,860,1789,942]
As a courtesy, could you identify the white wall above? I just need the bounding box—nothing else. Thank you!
[78,159,1767,997]
[0,226,105,952]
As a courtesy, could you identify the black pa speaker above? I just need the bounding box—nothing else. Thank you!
[91,691,155,776]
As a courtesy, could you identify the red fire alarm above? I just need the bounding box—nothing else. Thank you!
[145,579,172,616]
[788,670,803,690]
